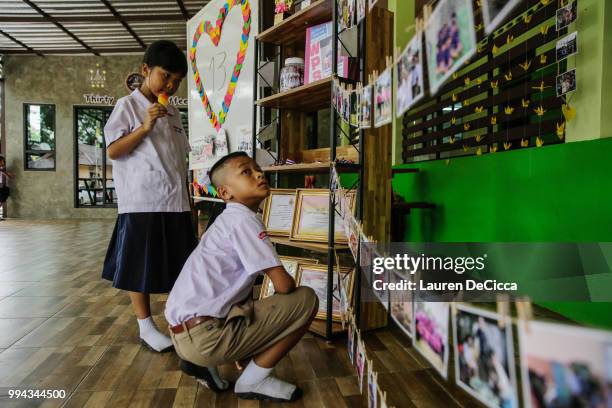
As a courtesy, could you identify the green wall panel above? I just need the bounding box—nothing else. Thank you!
[392,138,612,328]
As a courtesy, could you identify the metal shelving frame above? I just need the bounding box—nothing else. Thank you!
[251,0,366,339]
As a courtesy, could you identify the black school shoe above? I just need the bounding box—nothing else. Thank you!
[179,359,231,393]
[140,339,174,353]
[236,387,304,403]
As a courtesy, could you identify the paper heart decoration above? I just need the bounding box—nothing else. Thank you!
[190,0,251,132]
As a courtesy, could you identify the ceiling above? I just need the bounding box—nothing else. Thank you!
[0,0,210,55]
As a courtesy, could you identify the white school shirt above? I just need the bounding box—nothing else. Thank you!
[104,89,191,214]
[165,202,282,325]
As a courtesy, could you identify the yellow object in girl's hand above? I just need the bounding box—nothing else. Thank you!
[158,92,169,107]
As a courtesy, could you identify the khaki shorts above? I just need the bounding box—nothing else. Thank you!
[170,286,318,367]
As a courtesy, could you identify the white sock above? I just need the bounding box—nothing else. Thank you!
[137,317,173,352]
[236,360,272,386]
[235,360,296,400]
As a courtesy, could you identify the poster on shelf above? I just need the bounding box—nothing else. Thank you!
[361,84,372,129]
[412,300,450,378]
[298,264,354,322]
[348,316,356,364]
[356,336,366,391]
[396,33,425,117]
[350,91,360,127]
[260,257,301,299]
[425,0,477,95]
[344,215,360,262]
[556,1,577,31]
[389,269,413,338]
[374,68,393,128]
[371,247,389,310]
[187,0,258,169]
[519,320,612,408]
[332,81,338,110]
[304,22,349,85]
[453,304,518,408]
[481,0,521,35]
[367,363,378,408]
[556,68,576,97]
[556,32,578,62]
[262,189,296,236]
[342,88,351,123]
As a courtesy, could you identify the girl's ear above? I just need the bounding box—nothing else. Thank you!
[141,63,150,77]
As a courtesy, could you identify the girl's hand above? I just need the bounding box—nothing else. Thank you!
[143,103,167,132]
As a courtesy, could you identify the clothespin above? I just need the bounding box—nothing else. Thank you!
[380,390,388,408]
[423,4,432,27]
[516,297,533,333]
[415,17,424,36]
[496,294,510,328]
[386,56,393,71]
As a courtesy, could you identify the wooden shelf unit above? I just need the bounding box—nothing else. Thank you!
[255,77,332,112]
[308,319,346,337]
[270,237,349,253]
[256,0,332,45]
[252,0,374,339]
[262,161,360,174]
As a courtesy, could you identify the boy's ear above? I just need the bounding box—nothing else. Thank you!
[216,185,232,201]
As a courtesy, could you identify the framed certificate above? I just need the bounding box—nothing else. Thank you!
[259,256,310,299]
[297,263,354,321]
[291,189,356,243]
[262,189,297,236]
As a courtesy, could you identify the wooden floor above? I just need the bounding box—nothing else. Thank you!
[0,220,476,408]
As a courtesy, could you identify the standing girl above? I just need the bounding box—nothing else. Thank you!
[103,40,196,352]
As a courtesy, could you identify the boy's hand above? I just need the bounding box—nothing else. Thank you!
[143,103,167,132]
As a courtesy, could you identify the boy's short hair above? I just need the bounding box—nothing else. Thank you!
[143,40,188,77]
[208,151,250,187]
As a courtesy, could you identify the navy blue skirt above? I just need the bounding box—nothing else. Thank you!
[102,212,197,293]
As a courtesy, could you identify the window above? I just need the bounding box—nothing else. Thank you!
[24,104,56,170]
[74,106,115,207]
[74,106,189,208]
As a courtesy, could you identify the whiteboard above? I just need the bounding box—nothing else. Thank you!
[187,0,258,169]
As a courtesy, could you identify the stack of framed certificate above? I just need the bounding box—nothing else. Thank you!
[259,256,318,299]
[260,256,355,322]
[262,188,356,243]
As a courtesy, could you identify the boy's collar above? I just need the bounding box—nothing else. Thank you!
[132,88,152,108]
[226,201,262,214]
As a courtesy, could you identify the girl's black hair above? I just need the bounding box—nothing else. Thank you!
[143,40,188,77]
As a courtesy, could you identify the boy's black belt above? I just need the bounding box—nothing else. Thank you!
[170,316,214,334]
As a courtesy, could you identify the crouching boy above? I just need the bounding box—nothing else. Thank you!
[164,152,318,402]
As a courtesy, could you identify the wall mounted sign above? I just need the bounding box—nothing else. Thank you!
[83,94,115,105]
[90,63,107,89]
[168,96,188,106]
[125,72,144,91]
